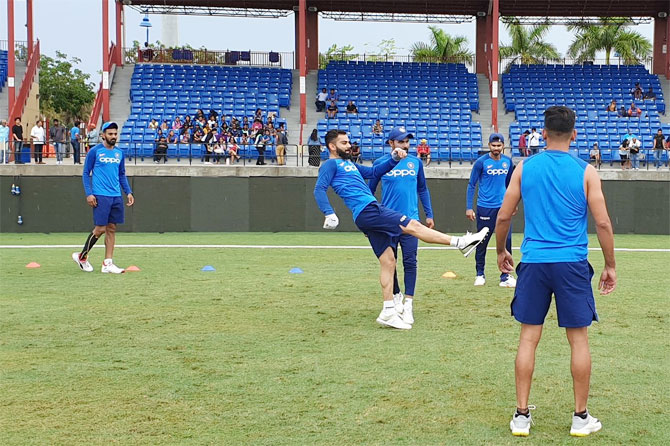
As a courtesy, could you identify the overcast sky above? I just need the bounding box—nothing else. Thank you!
[0,0,656,82]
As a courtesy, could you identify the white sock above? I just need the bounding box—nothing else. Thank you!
[104,258,112,264]
[383,301,395,311]
[404,298,413,306]
[450,236,460,247]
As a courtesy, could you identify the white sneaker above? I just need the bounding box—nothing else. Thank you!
[402,299,414,325]
[376,308,412,330]
[393,292,404,315]
[499,276,517,288]
[474,275,486,286]
[72,252,93,272]
[510,406,535,436]
[570,411,602,437]
[101,259,125,274]
[457,227,490,257]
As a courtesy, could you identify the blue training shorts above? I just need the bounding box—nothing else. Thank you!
[511,260,598,328]
[354,202,412,258]
[93,195,125,226]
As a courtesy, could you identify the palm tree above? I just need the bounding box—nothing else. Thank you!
[410,26,473,64]
[499,19,561,72]
[567,18,652,65]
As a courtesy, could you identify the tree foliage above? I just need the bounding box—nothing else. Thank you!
[319,44,356,69]
[410,26,473,64]
[499,19,561,72]
[567,17,652,65]
[39,51,96,123]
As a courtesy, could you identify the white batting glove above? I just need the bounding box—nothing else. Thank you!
[323,213,339,230]
[391,148,407,161]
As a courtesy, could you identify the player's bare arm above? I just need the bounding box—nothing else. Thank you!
[496,161,523,273]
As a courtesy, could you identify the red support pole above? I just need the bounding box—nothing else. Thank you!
[26,0,33,59]
[116,0,124,66]
[7,0,15,120]
[102,0,110,122]
[298,0,307,126]
[491,0,500,132]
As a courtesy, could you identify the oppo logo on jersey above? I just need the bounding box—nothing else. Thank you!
[486,168,508,176]
[386,169,416,177]
[343,165,357,172]
[99,156,121,164]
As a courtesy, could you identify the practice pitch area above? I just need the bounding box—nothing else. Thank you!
[1,232,668,445]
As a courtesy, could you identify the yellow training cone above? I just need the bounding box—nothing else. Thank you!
[442,271,457,279]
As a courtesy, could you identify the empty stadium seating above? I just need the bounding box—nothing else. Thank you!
[503,64,667,163]
[120,63,292,154]
[0,50,8,92]
[316,61,483,162]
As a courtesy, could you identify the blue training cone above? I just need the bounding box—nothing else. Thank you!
[289,267,303,274]
[201,265,216,272]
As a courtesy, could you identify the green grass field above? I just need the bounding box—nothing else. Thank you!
[1,233,669,445]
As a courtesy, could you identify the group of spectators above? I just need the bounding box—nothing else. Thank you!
[605,83,658,118]
[315,88,358,119]
[516,128,542,156]
[0,117,98,165]
[149,108,289,165]
[615,128,669,170]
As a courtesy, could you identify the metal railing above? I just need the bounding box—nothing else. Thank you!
[500,57,655,73]
[320,53,475,73]
[9,40,40,120]
[124,48,295,69]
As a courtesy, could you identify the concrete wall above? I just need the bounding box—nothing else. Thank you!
[1,175,668,234]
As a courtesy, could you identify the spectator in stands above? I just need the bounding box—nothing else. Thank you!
[276,128,288,166]
[86,124,100,153]
[160,120,169,131]
[154,128,164,142]
[202,126,216,164]
[589,142,601,168]
[346,100,358,115]
[618,105,628,118]
[518,130,530,156]
[12,117,24,164]
[628,102,642,118]
[172,116,182,130]
[606,100,617,112]
[148,119,158,130]
[328,88,339,102]
[619,138,630,170]
[528,127,541,155]
[167,130,178,144]
[154,135,168,164]
[644,87,656,100]
[180,125,191,144]
[622,130,637,142]
[254,108,263,122]
[308,129,321,167]
[327,100,338,119]
[49,119,67,165]
[417,138,431,166]
[227,138,241,164]
[652,129,666,169]
[629,137,641,170]
[195,109,205,120]
[70,120,81,164]
[373,120,384,136]
[254,129,270,165]
[30,120,46,164]
[141,42,154,62]
[350,141,361,163]
[208,115,217,129]
[0,119,9,163]
[631,82,643,100]
[316,88,328,112]
[184,115,192,128]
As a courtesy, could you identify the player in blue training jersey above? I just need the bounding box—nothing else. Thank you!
[496,106,616,437]
[72,122,134,274]
[368,127,434,325]
[314,129,489,330]
[466,133,516,288]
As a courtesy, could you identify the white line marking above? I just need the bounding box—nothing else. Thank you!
[0,245,668,252]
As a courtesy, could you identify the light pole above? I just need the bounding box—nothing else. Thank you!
[140,13,152,44]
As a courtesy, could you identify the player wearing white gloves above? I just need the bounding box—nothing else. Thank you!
[314,129,489,329]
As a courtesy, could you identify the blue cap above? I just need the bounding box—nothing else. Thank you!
[386,127,414,143]
[489,133,505,144]
[101,121,118,132]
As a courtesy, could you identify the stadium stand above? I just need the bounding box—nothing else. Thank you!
[120,63,292,160]
[504,64,668,165]
[0,50,8,91]
[316,61,483,162]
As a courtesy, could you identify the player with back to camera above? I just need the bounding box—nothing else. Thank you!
[368,127,434,325]
[72,122,134,274]
[496,106,616,437]
[314,129,489,330]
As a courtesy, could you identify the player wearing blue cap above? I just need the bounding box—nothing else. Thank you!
[466,133,516,287]
[368,127,433,325]
[496,106,616,437]
[314,129,489,330]
[72,122,134,274]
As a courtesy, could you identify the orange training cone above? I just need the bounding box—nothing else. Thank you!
[125,265,141,272]
[26,262,41,268]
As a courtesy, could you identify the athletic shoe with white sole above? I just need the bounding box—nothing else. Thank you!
[402,299,414,325]
[393,292,405,315]
[457,227,490,257]
[499,276,517,288]
[510,406,535,436]
[72,252,93,272]
[376,309,412,330]
[570,411,602,437]
[474,275,486,286]
[101,259,125,274]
